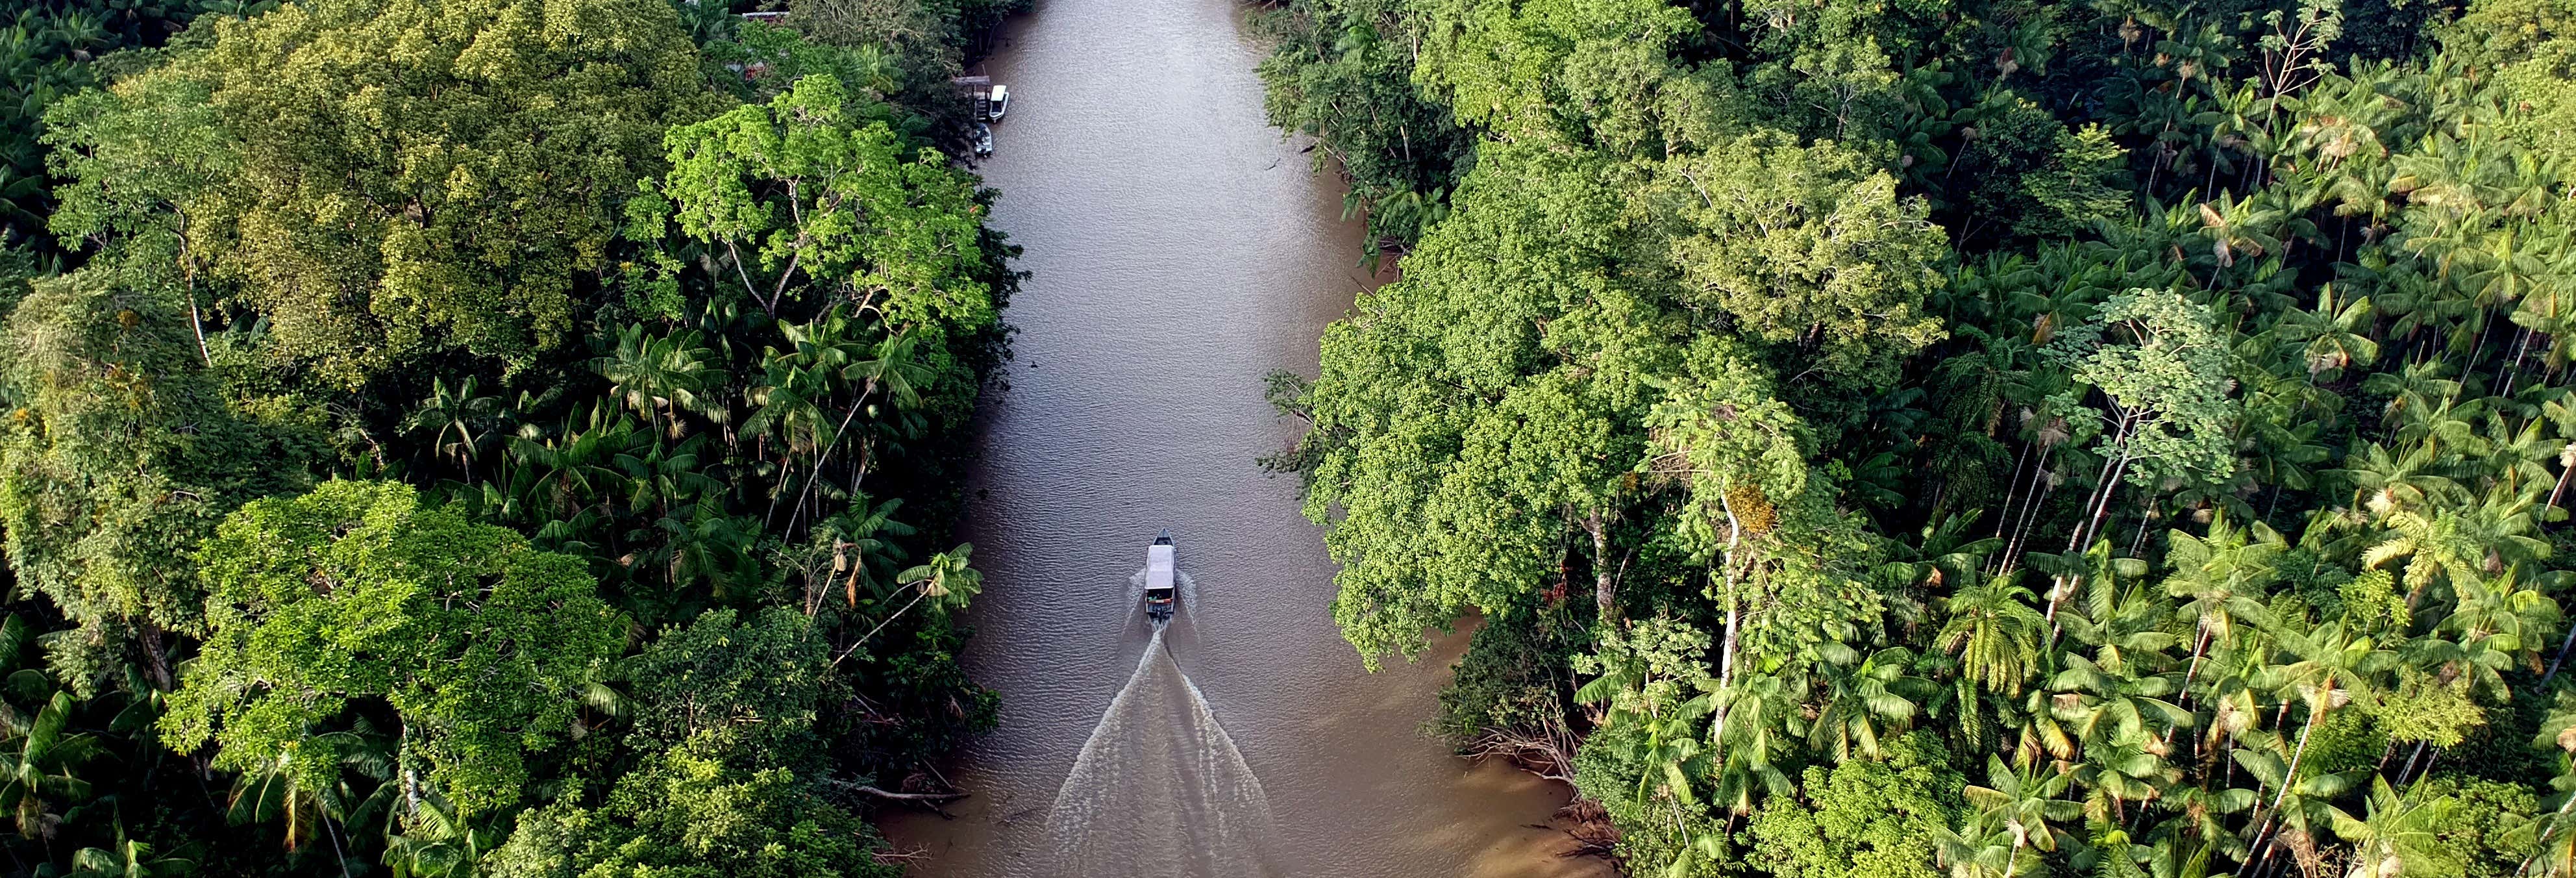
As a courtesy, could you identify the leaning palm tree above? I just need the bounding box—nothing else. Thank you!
[2272,620,2396,812]
[838,544,983,666]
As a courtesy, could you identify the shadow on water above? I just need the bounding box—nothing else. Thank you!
[1042,625,1285,878]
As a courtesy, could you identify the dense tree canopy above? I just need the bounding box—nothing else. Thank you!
[0,0,1020,874]
[1257,0,2576,872]
[162,480,623,819]
[47,0,716,384]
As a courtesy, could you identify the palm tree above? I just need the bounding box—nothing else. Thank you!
[1939,574,2049,696]
[791,325,935,533]
[66,832,195,877]
[1708,671,1804,814]
[226,755,331,853]
[839,544,983,666]
[597,325,716,440]
[2330,777,2458,878]
[1962,755,2085,878]
[2508,709,2576,877]
[2234,744,2363,876]
[2050,649,2192,753]
[2331,441,2458,522]
[381,788,488,878]
[1935,818,2028,878]
[2165,515,2286,694]
[2070,820,2155,878]
[2266,620,2395,833]
[0,690,100,840]
[1809,646,1933,761]
[2366,491,2547,609]
[2070,738,2184,825]
[2157,783,2257,865]
[399,376,503,479]
[807,495,917,613]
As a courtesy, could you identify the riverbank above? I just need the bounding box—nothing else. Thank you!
[873,0,1614,874]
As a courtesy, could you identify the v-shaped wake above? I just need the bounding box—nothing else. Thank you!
[1043,628,1283,877]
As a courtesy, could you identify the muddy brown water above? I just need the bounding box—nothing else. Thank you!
[874,0,1616,876]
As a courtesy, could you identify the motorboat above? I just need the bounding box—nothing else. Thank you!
[987,84,1009,121]
[1143,529,1176,623]
[971,122,993,157]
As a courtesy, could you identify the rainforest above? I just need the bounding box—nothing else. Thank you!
[1254,0,2576,875]
[5,0,2576,876]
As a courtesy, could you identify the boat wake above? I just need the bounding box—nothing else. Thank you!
[1043,628,1283,877]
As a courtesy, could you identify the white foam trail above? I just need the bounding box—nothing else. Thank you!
[1043,629,1283,877]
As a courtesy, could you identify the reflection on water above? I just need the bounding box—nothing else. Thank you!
[1045,629,1282,877]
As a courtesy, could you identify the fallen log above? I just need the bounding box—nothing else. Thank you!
[851,784,969,803]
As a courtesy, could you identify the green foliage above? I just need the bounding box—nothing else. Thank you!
[1433,607,1585,761]
[643,73,994,335]
[1669,131,1948,389]
[2050,290,2242,497]
[1265,0,2576,875]
[0,1,232,251]
[162,480,625,819]
[1256,0,1475,249]
[44,0,715,385]
[0,262,317,692]
[625,607,828,750]
[1744,731,1963,878]
[1412,0,1715,149]
[2018,124,2133,237]
[0,0,1012,874]
[483,731,898,878]
[2414,773,2538,878]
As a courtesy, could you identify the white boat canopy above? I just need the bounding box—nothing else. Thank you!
[1146,543,1175,591]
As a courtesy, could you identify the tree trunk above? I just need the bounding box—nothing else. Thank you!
[2272,709,2320,814]
[1587,510,1616,623]
[2002,447,2058,573]
[2394,740,2427,783]
[850,785,967,803]
[836,587,933,669]
[787,387,874,538]
[2180,626,2211,703]
[2050,451,2133,627]
[1711,492,1747,759]
[2546,621,2576,691]
[2549,449,2575,517]
[139,625,175,692]
[1995,438,2035,542]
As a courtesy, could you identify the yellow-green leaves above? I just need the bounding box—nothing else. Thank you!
[1669,131,1949,390]
[46,0,713,386]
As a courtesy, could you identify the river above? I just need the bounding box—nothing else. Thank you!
[873,0,1615,876]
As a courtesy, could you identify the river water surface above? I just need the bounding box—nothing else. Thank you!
[875,0,1613,875]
